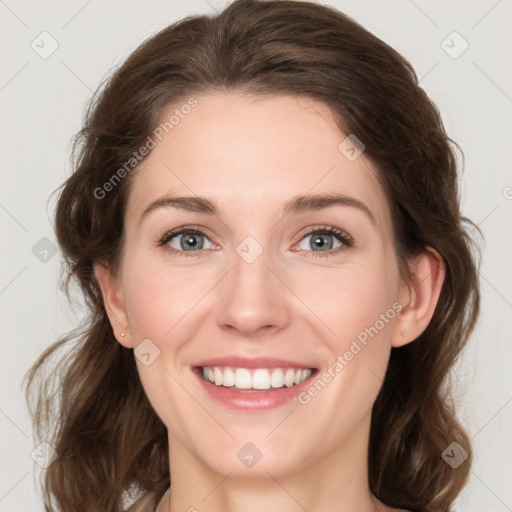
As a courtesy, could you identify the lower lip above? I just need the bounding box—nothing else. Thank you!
[193,367,317,411]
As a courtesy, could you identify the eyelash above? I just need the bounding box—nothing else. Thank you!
[156,224,354,259]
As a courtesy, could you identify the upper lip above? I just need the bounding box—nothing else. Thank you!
[193,356,316,369]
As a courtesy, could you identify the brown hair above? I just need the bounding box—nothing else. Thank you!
[24,1,480,510]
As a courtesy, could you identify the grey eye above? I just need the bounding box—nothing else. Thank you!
[168,232,213,251]
[298,233,342,252]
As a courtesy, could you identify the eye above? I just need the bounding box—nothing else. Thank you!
[157,224,353,259]
[158,226,215,257]
[295,225,353,258]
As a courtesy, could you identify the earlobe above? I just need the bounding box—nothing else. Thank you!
[392,247,445,348]
[94,262,133,348]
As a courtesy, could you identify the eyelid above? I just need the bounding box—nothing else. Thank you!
[291,225,353,259]
[295,224,353,244]
[157,225,216,253]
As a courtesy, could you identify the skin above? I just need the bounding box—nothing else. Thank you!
[96,92,445,512]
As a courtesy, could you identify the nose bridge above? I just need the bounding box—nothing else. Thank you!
[215,235,290,336]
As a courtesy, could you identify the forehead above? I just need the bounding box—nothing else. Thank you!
[125,92,392,233]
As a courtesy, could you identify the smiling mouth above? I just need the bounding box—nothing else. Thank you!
[194,366,317,392]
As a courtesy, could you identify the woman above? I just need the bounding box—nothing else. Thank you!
[25,1,480,511]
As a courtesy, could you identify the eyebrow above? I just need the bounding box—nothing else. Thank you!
[140,193,376,225]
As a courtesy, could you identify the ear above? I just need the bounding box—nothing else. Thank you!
[95,262,133,348]
[392,246,445,348]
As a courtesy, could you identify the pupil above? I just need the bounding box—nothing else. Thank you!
[313,234,332,251]
[182,233,203,250]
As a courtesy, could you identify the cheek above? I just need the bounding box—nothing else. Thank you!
[119,254,214,429]
[293,255,400,417]
[293,257,400,351]
[121,254,215,342]
[289,263,399,439]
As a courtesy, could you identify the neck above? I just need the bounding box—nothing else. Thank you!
[156,413,388,512]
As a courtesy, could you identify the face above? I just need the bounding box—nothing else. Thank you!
[101,92,412,479]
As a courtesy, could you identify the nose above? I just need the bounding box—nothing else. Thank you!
[216,245,291,338]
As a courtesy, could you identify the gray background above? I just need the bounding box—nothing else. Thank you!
[1,0,511,510]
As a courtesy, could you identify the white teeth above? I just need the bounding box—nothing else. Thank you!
[214,367,223,386]
[201,366,313,390]
[284,368,295,387]
[270,369,285,388]
[235,368,252,389]
[252,369,271,390]
[223,368,235,387]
